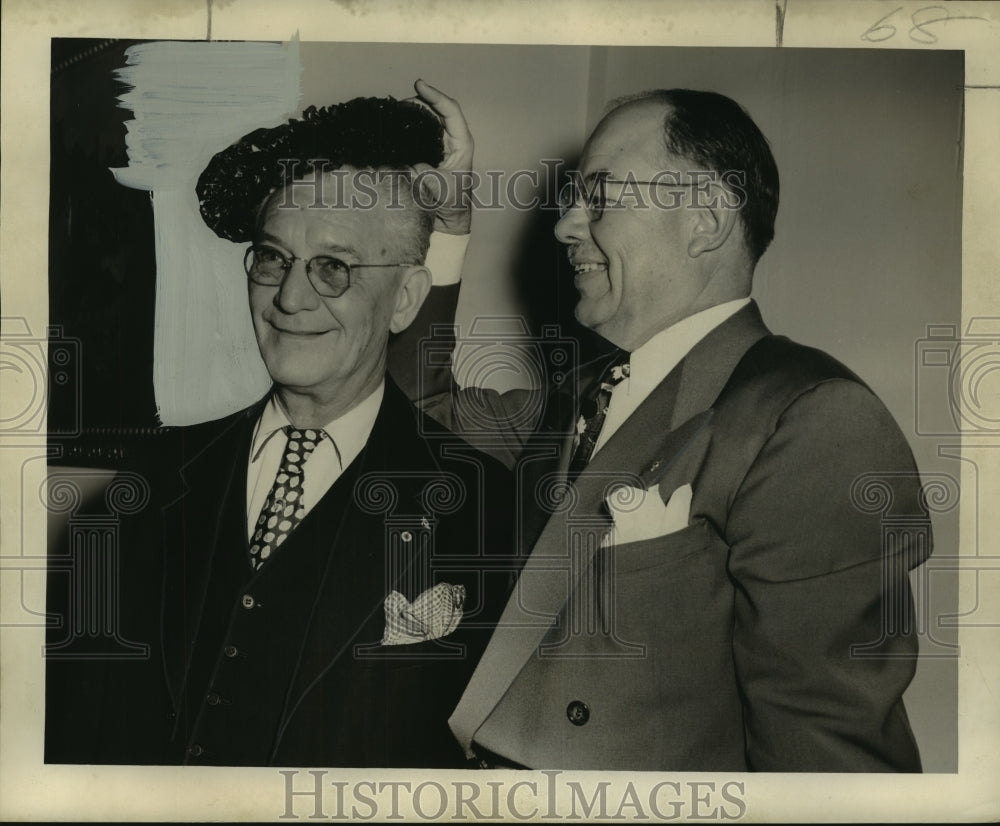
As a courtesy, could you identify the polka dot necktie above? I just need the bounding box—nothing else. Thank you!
[249,427,325,570]
[568,354,630,480]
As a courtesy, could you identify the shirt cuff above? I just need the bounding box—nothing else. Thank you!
[425,232,469,286]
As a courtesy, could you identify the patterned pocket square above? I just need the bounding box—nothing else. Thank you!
[603,483,693,546]
[381,582,466,646]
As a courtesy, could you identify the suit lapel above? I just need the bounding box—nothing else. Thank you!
[668,302,771,432]
[276,381,437,735]
[449,302,772,754]
[160,402,262,711]
[589,302,771,484]
[448,371,706,754]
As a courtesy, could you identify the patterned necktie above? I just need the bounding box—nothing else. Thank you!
[568,354,630,479]
[249,426,325,570]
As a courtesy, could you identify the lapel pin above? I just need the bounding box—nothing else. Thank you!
[421,516,431,531]
[649,459,662,473]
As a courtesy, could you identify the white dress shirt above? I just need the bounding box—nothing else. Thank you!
[592,298,751,457]
[245,383,384,539]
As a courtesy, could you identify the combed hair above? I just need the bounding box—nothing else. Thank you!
[605,89,779,265]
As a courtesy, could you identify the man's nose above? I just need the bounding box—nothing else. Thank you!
[554,204,590,245]
[274,260,321,313]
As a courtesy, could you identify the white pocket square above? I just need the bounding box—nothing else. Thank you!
[603,483,692,546]
[381,582,466,646]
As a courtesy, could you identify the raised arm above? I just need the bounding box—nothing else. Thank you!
[412,79,475,236]
[387,80,475,400]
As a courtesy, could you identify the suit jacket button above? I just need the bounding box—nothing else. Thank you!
[188,743,204,757]
[566,700,590,726]
[206,692,222,707]
[224,645,239,658]
[241,594,255,609]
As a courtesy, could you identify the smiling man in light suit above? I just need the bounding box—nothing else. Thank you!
[432,88,931,771]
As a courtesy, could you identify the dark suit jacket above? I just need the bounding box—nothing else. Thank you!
[439,301,930,771]
[46,377,512,767]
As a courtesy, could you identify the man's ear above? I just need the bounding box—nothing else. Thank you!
[389,265,433,333]
[687,182,740,258]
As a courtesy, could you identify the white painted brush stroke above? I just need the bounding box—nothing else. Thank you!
[112,40,302,425]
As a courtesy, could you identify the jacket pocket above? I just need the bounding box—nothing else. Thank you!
[351,637,470,671]
[608,518,720,573]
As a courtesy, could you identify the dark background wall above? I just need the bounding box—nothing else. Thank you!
[48,40,160,447]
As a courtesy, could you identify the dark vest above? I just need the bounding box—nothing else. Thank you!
[170,439,363,765]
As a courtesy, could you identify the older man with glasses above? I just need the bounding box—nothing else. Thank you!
[45,93,512,768]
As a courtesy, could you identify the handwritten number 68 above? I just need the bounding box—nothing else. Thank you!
[862,5,989,45]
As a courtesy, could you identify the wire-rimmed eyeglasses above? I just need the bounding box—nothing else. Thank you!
[244,245,414,298]
[557,173,703,223]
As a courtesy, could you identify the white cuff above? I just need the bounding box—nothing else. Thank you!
[425,232,469,286]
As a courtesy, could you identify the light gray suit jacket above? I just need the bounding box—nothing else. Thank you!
[426,302,929,771]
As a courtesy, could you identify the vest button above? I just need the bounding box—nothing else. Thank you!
[206,692,222,707]
[188,743,204,757]
[566,700,590,726]
[224,645,239,658]
[241,594,255,609]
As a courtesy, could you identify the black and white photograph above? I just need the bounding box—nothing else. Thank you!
[1,0,997,821]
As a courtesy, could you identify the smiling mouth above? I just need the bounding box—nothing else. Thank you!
[572,261,608,289]
[272,325,330,336]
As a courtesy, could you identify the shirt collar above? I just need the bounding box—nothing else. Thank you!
[250,381,386,469]
[627,298,751,393]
